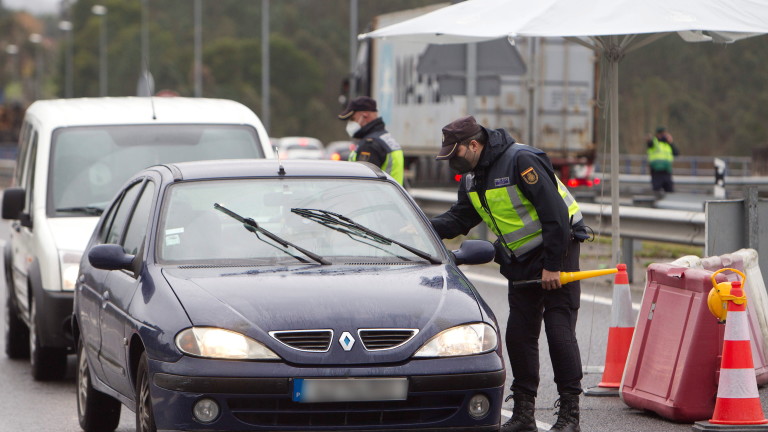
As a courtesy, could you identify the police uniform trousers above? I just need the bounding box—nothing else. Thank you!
[650,169,674,192]
[501,238,583,397]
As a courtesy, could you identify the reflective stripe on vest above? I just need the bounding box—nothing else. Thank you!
[469,177,582,257]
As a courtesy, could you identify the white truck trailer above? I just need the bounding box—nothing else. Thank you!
[347,3,599,188]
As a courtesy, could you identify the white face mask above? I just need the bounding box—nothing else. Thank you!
[346,121,361,138]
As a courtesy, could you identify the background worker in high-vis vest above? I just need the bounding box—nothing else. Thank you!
[430,116,590,432]
[646,126,680,198]
[337,96,405,185]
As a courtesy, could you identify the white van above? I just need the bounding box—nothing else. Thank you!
[2,97,272,380]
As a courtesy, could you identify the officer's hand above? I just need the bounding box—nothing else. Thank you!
[541,269,561,290]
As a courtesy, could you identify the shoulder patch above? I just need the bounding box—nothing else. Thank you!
[358,152,371,162]
[521,167,538,185]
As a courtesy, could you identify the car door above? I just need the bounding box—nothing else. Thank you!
[77,192,124,378]
[9,125,37,317]
[97,179,155,397]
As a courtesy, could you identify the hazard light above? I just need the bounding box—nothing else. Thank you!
[454,174,462,182]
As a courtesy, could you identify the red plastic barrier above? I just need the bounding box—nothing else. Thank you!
[620,263,728,423]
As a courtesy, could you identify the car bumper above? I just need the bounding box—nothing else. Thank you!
[149,354,505,431]
[37,289,74,350]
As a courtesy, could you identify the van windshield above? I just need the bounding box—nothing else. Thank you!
[48,124,264,216]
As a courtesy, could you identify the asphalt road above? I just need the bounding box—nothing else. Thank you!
[1,220,767,431]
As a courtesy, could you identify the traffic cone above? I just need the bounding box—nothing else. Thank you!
[585,263,634,397]
[693,281,768,431]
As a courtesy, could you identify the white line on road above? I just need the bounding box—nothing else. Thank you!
[500,408,553,430]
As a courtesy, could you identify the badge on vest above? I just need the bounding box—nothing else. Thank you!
[358,152,371,162]
[521,167,538,184]
[494,177,511,187]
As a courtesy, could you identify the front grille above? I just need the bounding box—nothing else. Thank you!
[270,330,332,352]
[229,394,463,427]
[359,329,418,350]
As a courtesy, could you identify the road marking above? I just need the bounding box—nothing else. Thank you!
[501,408,553,430]
[462,271,641,310]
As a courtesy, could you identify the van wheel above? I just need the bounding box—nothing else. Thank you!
[29,299,67,380]
[77,337,120,432]
[135,352,157,432]
[4,289,29,359]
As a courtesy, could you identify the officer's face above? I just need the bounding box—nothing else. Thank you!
[449,141,480,174]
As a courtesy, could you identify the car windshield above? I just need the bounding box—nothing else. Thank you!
[49,124,264,216]
[157,178,442,265]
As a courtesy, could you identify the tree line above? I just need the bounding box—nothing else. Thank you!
[1,0,766,157]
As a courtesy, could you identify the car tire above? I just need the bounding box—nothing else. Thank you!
[136,352,157,432]
[4,287,30,359]
[77,338,121,432]
[29,299,67,381]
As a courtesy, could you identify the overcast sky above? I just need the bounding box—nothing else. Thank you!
[3,0,61,15]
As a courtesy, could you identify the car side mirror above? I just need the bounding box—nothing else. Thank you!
[88,244,136,271]
[2,187,25,220]
[451,240,495,266]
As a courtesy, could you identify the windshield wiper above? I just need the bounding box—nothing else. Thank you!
[214,203,330,265]
[290,208,442,264]
[56,206,104,216]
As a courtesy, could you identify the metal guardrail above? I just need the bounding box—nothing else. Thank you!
[409,188,705,245]
[596,154,753,177]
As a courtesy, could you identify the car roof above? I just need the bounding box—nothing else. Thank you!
[25,97,261,128]
[156,159,388,182]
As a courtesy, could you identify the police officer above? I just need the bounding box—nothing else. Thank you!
[338,96,405,185]
[430,116,588,432]
[646,126,680,198]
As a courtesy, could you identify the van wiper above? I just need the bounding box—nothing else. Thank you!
[291,208,442,264]
[214,203,330,265]
[56,206,104,216]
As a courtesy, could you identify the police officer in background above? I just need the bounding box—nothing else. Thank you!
[430,116,588,432]
[338,96,405,185]
[646,126,680,198]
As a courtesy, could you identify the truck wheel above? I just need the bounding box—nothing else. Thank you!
[77,337,120,432]
[4,288,29,359]
[135,352,157,432]
[29,299,67,381]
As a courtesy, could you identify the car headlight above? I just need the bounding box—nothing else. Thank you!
[175,327,280,360]
[413,323,497,358]
[59,250,82,291]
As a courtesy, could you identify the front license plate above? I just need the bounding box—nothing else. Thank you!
[292,378,408,403]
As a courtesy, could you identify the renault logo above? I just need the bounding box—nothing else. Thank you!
[339,331,355,351]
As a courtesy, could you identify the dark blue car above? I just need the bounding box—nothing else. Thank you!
[72,159,504,432]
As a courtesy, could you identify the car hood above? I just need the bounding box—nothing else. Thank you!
[162,264,488,365]
[48,216,99,252]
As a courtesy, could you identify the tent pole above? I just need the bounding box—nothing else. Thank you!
[610,57,621,265]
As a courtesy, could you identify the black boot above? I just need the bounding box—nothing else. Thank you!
[549,394,580,432]
[500,393,537,432]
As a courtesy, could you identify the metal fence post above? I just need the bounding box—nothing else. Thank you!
[621,237,634,283]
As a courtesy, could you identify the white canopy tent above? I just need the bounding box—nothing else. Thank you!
[361,0,768,264]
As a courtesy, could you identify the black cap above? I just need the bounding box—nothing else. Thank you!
[656,126,666,133]
[436,115,482,160]
[338,96,377,120]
